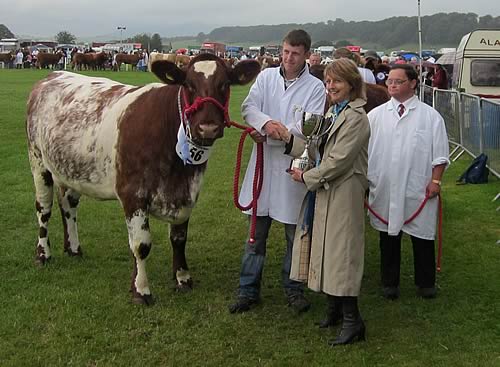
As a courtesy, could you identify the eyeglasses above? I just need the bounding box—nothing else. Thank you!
[385,79,409,86]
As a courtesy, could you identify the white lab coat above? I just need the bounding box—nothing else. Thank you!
[367,96,449,240]
[15,51,24,65]
[239,66,326,224]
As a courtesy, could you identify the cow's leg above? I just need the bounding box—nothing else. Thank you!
[57,187,82,257]
[29,153,54,265]
[125,208,154,305]
[171,220,193,291]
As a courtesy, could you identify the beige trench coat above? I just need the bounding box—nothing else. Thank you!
[289,98,370,296]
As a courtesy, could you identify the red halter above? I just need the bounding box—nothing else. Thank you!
[181,86,231,128]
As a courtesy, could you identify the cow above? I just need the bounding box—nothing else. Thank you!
[115,52,142,71]
[148,53,192,72]
[36,51,64,69]
[71,52,108,71]
[176,54,191,69]
[26,54,261,305]
[309,64,390,113]
[0,51,14,64]
[92,51,108,70]
[256,55,280,70]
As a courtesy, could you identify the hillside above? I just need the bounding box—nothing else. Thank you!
[0,24,15,39]
[190,13,500,50]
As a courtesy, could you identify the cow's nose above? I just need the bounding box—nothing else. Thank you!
[198,122,224,139]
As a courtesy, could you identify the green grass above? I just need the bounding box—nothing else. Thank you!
[0,68,499,367]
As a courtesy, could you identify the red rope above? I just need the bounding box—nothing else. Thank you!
[229,121,264,244]
[437,195,443,272]
[365,194,443,272]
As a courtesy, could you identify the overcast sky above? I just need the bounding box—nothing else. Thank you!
[2,0,498,39]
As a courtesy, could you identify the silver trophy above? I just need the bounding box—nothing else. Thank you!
[290,111,331,171]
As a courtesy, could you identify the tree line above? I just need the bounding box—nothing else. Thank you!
[196,13,500,49]
[3,12,500,51]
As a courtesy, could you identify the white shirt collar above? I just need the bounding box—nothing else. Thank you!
[389,95,418,110]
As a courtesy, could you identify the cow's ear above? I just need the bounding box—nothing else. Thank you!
[229,60,261,85]
[151,60,186,84]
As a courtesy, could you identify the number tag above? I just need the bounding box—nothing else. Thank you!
[175,123,213,165]
[186,139,212,165]
[190,145,206,162]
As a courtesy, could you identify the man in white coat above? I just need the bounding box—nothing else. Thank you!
[367,64,449,300]
[229,29,326,313]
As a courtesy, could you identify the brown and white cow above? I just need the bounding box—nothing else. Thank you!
[27,53,260,305]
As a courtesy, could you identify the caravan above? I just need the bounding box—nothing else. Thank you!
[452,29,500,98]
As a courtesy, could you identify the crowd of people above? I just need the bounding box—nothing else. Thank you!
[1,47,151,71]
[228,29,449,347]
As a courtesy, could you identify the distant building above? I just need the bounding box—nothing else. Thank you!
[0,38,20,52]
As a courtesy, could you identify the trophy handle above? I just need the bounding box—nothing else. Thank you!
[301,112,324,137]
[316,116,334,138]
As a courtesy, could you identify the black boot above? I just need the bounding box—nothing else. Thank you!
[317,295,342,328]
[329,296,366,346]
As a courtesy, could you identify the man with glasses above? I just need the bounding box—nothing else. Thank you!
[367,64,449,300]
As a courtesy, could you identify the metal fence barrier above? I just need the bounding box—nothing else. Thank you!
[433,89,461,146]
[425,88,499,179]
[422,85,434,106]
[460,93,483,157]
[481,99,500,176]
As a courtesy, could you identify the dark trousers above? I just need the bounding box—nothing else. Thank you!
[379,231,436,288]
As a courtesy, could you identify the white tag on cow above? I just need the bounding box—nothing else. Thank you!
[175,123,212,165]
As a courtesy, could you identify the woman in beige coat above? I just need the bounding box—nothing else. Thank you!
[283,58,370,346]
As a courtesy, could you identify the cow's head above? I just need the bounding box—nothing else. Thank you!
[151,53,260,146]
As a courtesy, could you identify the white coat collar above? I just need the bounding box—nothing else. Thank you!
[387,95,418,111]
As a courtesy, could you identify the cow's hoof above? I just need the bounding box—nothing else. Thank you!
[65,248,83,257]
[132,293,154,306]
[34,256,50,266]
[175,279,193,292]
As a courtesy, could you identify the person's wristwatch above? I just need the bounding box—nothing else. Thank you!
[432,179,441,186]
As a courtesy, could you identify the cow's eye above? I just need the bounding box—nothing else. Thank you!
[220,82,229,93]
[185,82,195,94]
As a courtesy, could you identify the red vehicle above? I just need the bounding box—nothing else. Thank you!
[200,42,226,57]
[346,45,361,53]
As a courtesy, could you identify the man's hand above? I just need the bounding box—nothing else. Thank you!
[426,181,441,198]
[249,130,266,143]
[263,120,288,141]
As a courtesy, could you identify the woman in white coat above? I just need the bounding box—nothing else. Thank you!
[283,58,370,346]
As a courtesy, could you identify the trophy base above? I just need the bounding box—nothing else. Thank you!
[290,157,309,171]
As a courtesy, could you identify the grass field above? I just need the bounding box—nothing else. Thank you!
[0,68,499,367]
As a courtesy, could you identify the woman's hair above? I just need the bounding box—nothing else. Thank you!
[324,58,366,101]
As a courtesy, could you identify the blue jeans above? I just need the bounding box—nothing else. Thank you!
[238,216,304,299]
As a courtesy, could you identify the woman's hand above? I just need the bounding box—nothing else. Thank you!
[287,168,304,183]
